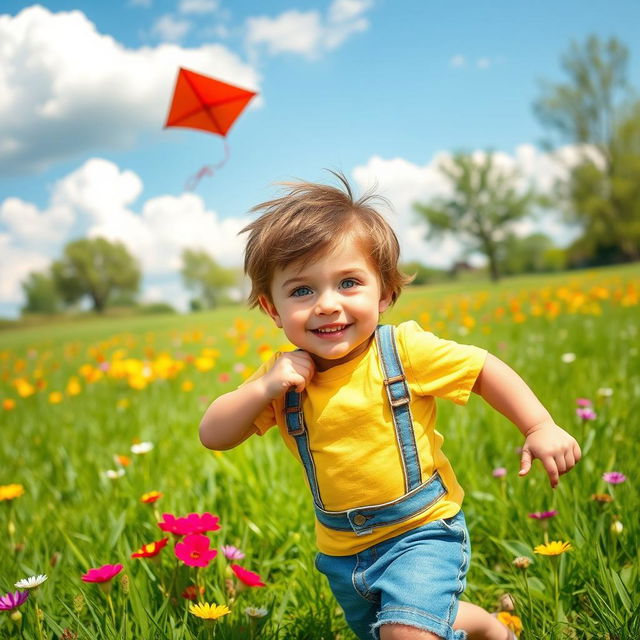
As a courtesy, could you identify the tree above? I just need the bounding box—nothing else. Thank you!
[534,36,629,156]
[180,248,236,310]
[21,270,62,314]
[497,233,565,275]
[413,152,539,282]
[51,237,141,313]
[534,36,640,263]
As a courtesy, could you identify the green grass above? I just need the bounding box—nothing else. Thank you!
[1,263,639,639]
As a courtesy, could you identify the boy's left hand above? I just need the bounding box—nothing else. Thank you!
[518,423,581,488]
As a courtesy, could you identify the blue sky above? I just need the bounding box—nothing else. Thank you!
[1,0,639,317]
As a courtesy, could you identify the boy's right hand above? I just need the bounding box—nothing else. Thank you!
[262,351,315,399]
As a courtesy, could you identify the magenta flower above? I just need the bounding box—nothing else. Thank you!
[81,564,123,583]
[0,591,29,611]
[231,564,266,587]
[221,545,245,560]
[576,398,592,407]
[528,510,558,520]
[492,467,507,478]
[576,408,597,420]
[158,513,221,536]
[174,533,217,567]
[602,471,626,485]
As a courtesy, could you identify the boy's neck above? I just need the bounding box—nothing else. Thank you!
[309,333,375,372]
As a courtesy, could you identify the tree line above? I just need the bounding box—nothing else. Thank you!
[21,36,640,314]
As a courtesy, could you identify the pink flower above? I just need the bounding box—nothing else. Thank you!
[576,408,597,420]
[218,373,230,383]
[602,471,626,485]
[528,510,558,520]
[231,564,265,587]
[158,512,221,536]
[492,467,507,478]
[0,591,29,611]
[221,545,245,560]
[576,398,592,407]
[81,564,123,583]
[174,533,217,567]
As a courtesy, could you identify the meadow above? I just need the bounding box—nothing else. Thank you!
[1,263,639,640]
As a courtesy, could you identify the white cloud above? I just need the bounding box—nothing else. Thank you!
[449,54,465,68]
[0,235,52,304]
[476,57,491,69]
[151,14,191,42]
[0,198,75,247]
[352,144,583,268]
[179,0,219,14]
[245,0,372,58]
[0,6,260,175]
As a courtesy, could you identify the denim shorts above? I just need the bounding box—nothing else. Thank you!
[314,510,470,640]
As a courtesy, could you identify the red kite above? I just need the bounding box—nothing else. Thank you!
[164,67,257,190]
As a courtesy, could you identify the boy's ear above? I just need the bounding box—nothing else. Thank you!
[378,291,392,314]
[258,295,283,328]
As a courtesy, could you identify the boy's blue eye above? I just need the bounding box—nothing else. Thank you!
[340,278,358,290]
[291,286,312,297]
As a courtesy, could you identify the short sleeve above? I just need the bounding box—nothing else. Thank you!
[398,321,487,405]
[238,354,279,435]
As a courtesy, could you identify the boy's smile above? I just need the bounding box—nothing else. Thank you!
[259,239,391,371]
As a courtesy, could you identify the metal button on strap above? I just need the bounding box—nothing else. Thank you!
[353,514,367,526]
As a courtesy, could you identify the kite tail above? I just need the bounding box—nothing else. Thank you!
[185,139,231,191]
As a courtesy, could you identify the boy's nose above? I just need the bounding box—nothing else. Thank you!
[315,290,340,314]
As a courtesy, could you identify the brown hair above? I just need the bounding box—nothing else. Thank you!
[240,171,412,308]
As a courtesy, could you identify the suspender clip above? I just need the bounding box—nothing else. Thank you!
[285,407,306,436]
[389,395,410,407]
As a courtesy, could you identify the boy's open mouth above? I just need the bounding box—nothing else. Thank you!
[310,324,350,335]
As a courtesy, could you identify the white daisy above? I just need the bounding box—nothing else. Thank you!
[131,442,154,455]
[244,606,268,618]
[104,469,125,479]
[561,352,576,363]
[15,574,48,589]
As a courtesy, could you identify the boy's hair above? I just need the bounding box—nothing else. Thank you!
[240,171,412,309]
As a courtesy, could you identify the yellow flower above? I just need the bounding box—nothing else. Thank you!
[181,380,194,392]
[0,484,25,501]
[14,378,35,398]
[189,602,231,620]
[533,540,572,556]
[48,391,64,404]
[496,611,523,637]
[66,377,82,396]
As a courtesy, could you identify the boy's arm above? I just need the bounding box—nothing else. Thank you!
[199,378,269,450]
[472,352,581,488]
[199,351,315,451]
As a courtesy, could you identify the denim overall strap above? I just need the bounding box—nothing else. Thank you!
[375,324,423,491]
[284,386,324,508]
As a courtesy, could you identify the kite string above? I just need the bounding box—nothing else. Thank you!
[184,139,231,191]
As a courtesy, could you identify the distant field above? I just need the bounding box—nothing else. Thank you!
[1,263,639,639]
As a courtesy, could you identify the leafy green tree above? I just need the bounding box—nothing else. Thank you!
[51,237,141,313]
[535,36,640,263]
[21,270,62,314]
[534,36,629,155]
[414,152,539,282]
[180,248,236,309]
[497,233,564,275]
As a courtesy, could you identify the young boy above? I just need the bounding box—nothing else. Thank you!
[199,174,581,640]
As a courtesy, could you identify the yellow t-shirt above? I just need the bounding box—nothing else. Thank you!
[245,320,487,556]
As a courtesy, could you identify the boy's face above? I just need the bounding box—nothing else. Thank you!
[259,238,391,371]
